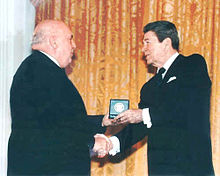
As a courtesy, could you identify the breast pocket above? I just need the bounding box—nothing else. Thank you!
[161,79,179,99]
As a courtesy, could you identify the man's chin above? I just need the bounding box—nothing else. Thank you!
[146,60,156,67]
[146,60,152,66]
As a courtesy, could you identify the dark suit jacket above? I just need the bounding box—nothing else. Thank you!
[8,50,104,175]
[115,54,215,176]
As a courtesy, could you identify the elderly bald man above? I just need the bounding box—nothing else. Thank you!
[8,20,109,176]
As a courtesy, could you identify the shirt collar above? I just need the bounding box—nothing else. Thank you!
[157,52,179,77]
[39,50,60,67]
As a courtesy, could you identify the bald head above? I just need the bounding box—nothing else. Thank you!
[31,20,76,68]
[32,20,67,49]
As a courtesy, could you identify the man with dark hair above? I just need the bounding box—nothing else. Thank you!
[143,20,179,51]
[103,20,215,176]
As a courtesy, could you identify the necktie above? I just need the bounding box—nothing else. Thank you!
[156,67,166,85]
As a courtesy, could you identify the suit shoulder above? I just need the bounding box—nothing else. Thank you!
[183,53,207,65]
[13,54,35,78]
[13,53,53,86]
[179,53,211,85]
[180,53,208,71]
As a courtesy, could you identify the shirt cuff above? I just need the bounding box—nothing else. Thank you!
[109,136,120,156]
[142,108,152,128]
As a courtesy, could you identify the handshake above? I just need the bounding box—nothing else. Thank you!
[92,133,113,158]
[92,109,143,158]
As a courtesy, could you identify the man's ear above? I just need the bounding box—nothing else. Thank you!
[49,35,57,49]
[163,38,172,49]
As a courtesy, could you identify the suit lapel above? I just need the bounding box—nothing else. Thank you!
[162,54,183,84]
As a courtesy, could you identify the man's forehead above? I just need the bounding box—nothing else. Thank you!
[143,31,158,40]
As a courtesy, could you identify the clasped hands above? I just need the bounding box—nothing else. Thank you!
[92,134,112,158]
[92,109,143,158]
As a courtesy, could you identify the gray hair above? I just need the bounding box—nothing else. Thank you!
[31,30,45,46]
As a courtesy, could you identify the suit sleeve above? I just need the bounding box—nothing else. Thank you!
[87,115,106,134]
[114,123,149,153]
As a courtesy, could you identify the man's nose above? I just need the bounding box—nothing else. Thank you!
[142,46,146,53]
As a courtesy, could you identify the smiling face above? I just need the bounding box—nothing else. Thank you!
[142,31,168,68]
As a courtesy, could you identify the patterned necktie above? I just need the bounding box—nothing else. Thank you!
[156,67,166,85]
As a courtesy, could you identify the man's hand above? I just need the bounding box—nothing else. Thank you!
[112,109,143,125]
[102,113,115,126]
[92,134,113,158]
